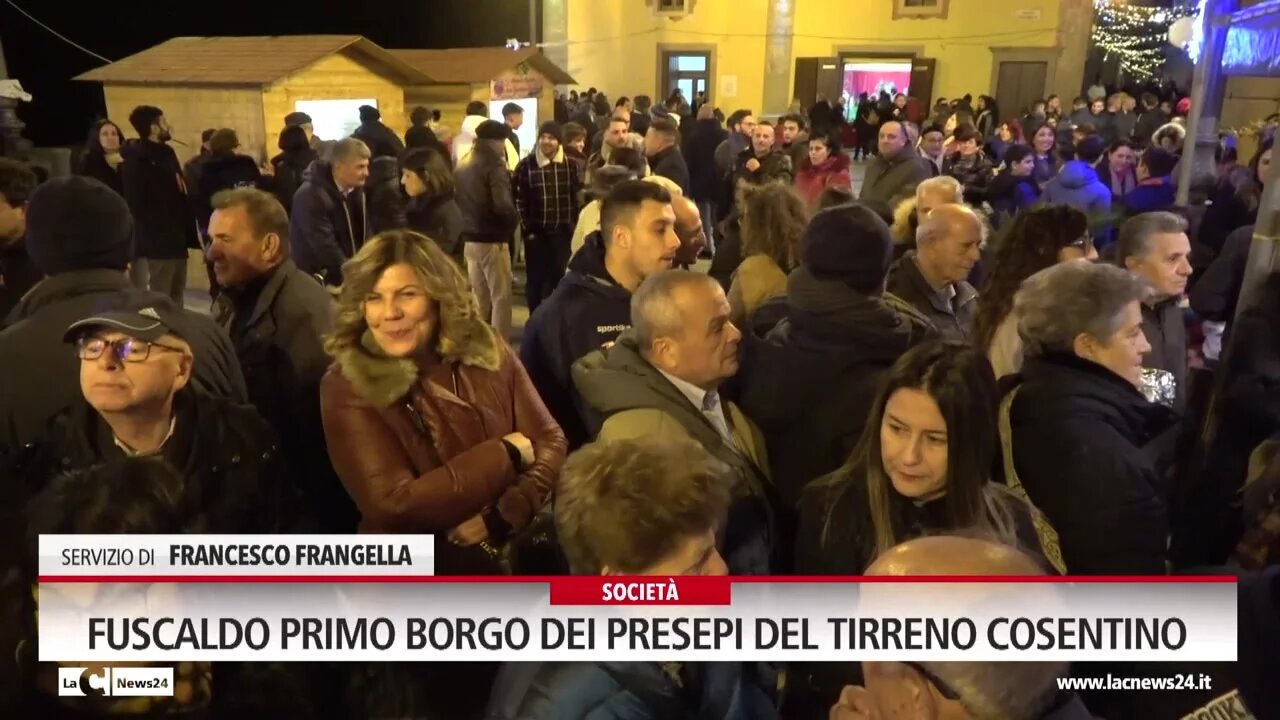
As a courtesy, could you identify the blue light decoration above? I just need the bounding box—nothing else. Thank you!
[1187,0,1209,63]
[1221,0,1280,76]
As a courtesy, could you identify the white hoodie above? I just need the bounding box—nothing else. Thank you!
[453,113,520,171]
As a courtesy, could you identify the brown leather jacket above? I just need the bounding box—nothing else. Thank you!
[320,328,566,537]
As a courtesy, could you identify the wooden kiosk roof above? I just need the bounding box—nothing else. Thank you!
[390,47,576,85]
[75,35,435,86]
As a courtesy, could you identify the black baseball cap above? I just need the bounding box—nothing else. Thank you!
[63,294,185,344]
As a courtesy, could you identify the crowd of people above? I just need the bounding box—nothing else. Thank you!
[0,75,1275,719]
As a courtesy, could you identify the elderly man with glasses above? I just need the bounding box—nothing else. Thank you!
[4,296,291,533]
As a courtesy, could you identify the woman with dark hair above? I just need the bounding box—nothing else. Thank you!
[75,119,125,195]
[196,128,267,225]
[985,117,1024,164]
[986,144,1042,225]
[727,182,806,325]
[270,125,317,213]
[401,147,463,263]
[974,95,1000,138]
[1029,122,1061,184]
[793,132,851,208]
[974,205,1095,378]
[797,341,1059,575]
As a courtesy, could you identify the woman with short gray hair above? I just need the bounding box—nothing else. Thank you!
[1003,260,1179,575]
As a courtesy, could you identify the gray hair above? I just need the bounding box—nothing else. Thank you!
[631,269,719,353]
[920,660,1068,720]
[1115,211,1188,264]
[915,175,962,204]
[1016,261,1149,357]
[330,137,371,164]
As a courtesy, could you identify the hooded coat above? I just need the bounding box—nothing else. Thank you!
[572,332,777,574]
[737,267,936,514]
[520,232,632,450]
[1041,160,1112,220]
[319,322,566,571]
[1005,353,1179,574]
[987,171,1041,226]
[352,118,406,160]
[290,162,369,286]
[270,144,317,214]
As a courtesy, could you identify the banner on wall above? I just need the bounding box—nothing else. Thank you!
[491,64,545,100]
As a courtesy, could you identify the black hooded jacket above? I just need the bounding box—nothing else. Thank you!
[1006,353,1178,574]
[353,119,405,159]
[271,146,318,213]
[289,162,368,286]
[686,118,728,202]
[737,267,936,512]
[365,156,408,234]
[196,153,263,225]
[519,232,632,449]
[120,140,200,259]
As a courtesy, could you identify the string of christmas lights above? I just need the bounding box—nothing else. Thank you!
[1092,0,1199,79]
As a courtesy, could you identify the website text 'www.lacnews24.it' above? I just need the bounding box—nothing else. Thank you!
[1057,673,1213,692]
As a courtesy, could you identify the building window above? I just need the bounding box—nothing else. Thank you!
[648,0,695,17]
[892,0,949,20]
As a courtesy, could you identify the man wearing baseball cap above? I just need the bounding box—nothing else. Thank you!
[8,294,288,533]
[0,176,245,453]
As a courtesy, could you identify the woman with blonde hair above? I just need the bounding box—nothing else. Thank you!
[320,230,566,575]
[890,175,962,254]
[727,181,807,325]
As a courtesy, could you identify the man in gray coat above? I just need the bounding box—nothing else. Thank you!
[859,121,933,208]
[1117,211,1193,411]
[207,188,353,531]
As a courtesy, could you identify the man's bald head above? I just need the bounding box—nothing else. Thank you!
[867,535,1044,577]
[878,121,909,158]
[915,203,985,287]
[671,195,701,238]
[854,536,1067,720]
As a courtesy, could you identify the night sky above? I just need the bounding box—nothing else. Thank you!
[0,0,536,146]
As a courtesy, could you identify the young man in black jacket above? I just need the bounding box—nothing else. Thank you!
[0,176,245,453]
[457,120,520,341]
[121,105,201,303]
[519,180,678,449]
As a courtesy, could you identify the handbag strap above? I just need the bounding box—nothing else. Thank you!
[1000,388,1068,574]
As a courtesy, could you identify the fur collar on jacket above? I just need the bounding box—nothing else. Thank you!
[331,322,502,407]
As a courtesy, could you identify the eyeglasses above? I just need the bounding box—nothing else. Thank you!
[76,337,184,363]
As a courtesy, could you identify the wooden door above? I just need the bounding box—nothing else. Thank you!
[995,61,1048,119]
[909,58,937,107]
[793,57,842,109]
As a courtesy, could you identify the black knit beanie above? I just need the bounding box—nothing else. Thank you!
[800,203,893,294]
[25,175,134,275]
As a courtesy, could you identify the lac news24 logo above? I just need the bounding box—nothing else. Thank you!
[58,666,174,697]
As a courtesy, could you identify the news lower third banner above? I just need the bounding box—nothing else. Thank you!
[39,535,1238,663]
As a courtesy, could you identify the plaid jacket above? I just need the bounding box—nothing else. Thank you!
[514,148,583,235]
